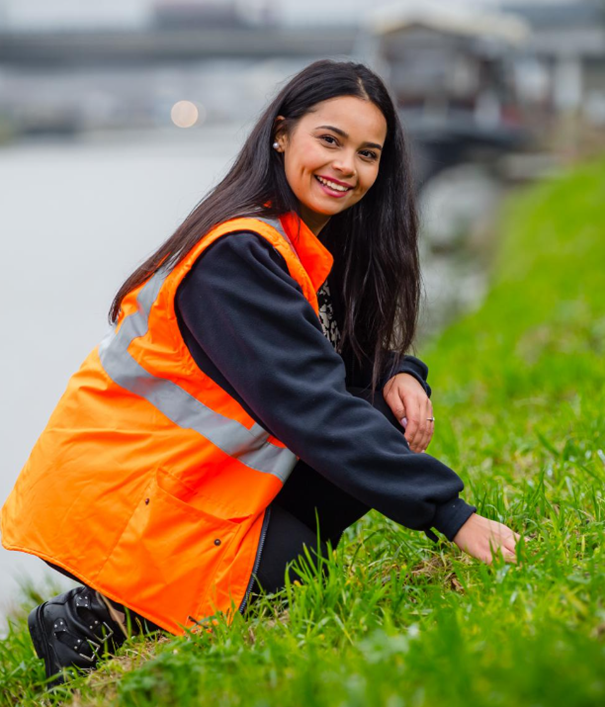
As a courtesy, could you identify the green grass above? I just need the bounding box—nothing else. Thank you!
[2,156,605,706]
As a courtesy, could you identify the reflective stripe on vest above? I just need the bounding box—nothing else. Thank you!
[255,216,302,264]
[98,217,298,484]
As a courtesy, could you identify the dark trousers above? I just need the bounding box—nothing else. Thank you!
[247,385,406,601]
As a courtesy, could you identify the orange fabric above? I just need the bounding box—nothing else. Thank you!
[1,213,333,635]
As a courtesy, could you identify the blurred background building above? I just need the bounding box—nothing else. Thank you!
[0,0,604,616]
[0,0,603,145]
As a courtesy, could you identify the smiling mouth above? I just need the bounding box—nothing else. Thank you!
[314,175,353,193]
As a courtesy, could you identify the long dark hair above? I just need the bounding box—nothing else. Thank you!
[110,59,421,396]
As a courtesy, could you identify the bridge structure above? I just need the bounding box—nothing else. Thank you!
[0,25,529,188]
[0,26,361,66]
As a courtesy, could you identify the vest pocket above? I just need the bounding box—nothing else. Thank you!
[153,467,241,529]
[97,467,240,631]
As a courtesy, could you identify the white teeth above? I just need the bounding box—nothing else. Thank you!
[316,176,350,192]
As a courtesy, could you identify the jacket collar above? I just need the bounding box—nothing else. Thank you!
[278,211,334,292]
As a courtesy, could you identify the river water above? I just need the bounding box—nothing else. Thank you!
[0,125,494,621]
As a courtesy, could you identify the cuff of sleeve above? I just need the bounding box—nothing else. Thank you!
[402,355,429,380]
[429,497,477,542]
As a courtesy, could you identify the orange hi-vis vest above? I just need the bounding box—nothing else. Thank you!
[1,212,334,635]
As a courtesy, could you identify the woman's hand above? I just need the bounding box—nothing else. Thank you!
[383,373,433,453]
[453,513,522,564]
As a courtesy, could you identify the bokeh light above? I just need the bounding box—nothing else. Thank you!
[170,100,201,128]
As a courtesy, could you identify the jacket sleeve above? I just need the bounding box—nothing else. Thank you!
[175,232,475,542]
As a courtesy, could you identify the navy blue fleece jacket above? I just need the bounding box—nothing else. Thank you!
[174,231,476,542]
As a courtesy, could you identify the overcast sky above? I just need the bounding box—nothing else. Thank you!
[1,0,577,31]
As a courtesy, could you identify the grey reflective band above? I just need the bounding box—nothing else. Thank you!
[98,220,299,483]
[253,216,302,264]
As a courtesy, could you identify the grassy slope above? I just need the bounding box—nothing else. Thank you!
[2,158,604,706]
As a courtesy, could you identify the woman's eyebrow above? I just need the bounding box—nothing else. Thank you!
[315,125,383,151]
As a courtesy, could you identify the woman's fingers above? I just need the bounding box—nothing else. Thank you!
[409,398,432,453]
[422,398,434,451]
[383,380,408,432]
[484,539,516,564]
[492,527,519,563]
[403,399,422,451]
[387,390,422,453]
[454,514,528,566]
[406,398,433,452]
[383,375,433,453]
[502,548,518,563]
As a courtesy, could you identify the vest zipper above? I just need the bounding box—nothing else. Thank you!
[238,505,272,615]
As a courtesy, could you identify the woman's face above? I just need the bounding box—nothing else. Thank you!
[274,96,387,236]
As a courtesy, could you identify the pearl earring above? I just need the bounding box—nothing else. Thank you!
[272,141,280,151]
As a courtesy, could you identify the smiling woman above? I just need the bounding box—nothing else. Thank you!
[272,96,387,233]
[1,59,520,688]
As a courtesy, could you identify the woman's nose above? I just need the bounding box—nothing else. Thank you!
[332,152,356,176]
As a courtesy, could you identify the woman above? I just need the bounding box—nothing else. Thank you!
[1,59,520,685]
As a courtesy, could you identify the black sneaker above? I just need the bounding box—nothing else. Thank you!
[27,585,126,687]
